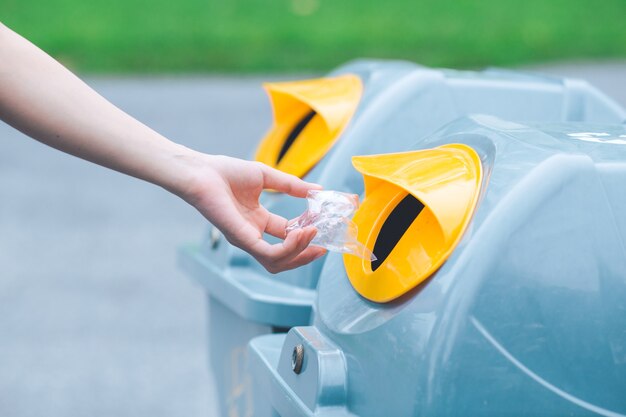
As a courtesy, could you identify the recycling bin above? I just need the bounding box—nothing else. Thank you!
[249,115,626,417]
[178,60,626,417]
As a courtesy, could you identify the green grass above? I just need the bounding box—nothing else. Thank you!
[2,0,625,73]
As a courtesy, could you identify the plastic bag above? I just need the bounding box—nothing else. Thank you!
[286,190,376,261]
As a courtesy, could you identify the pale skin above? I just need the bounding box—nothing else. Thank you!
[0,22,326,273]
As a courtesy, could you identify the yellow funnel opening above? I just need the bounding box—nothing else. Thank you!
[255,75,362,179]
[344,144,482,303]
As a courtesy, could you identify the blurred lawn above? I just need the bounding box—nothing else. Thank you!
[2,0,625,73]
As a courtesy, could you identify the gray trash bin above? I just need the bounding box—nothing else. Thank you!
[250,115,626,417]
[179,61,626,417]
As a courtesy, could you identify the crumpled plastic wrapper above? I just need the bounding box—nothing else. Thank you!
[286,190,376,261]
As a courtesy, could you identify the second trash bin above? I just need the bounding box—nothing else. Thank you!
[250,115,626,417]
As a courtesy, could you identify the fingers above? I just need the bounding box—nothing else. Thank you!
[273,226,316,261]
[264,212,288,239]
[280,246,327,271]
[260,163,321,197]
[249,226,323,273]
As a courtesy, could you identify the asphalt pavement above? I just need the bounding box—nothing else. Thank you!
[0,62,624,417]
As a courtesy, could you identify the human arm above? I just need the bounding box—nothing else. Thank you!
[0,22,325,272]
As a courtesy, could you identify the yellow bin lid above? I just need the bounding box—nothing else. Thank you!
[344,144,483,303]
[255,75,362,178]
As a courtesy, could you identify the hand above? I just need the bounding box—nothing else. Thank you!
[179,153,326,273]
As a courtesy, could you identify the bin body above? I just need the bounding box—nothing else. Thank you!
[249,116,626,417]
[178,61,626,417]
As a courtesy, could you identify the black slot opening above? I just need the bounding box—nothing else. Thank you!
[371,194,424,271]
[276,110,317,164]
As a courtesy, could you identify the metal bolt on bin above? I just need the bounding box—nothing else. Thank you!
[178,60,626,417]
[250,115,626,417]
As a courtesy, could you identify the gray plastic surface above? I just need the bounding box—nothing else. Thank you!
[250,116,626,417]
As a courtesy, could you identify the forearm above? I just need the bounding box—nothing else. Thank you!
[0,23,193,195]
